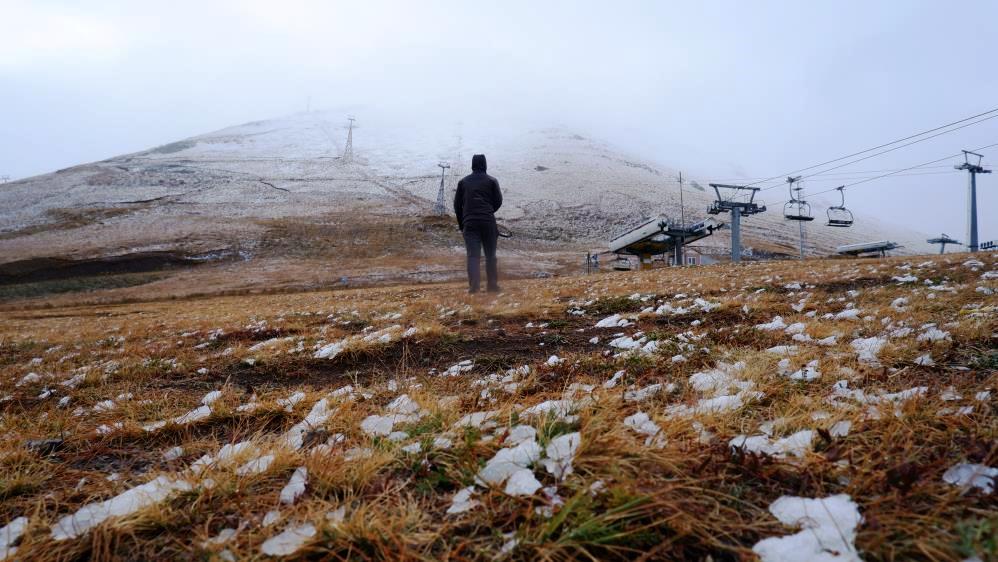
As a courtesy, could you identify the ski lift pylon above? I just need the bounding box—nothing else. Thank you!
[783,176,814,221]
[826,186,854,227]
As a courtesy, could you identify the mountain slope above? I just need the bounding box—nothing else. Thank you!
[0,110,931,272]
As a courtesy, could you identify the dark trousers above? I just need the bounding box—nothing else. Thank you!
[462,220,499,292]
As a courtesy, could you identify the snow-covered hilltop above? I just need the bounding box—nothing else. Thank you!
[0,109,929,266]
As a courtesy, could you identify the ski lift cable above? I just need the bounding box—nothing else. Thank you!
[783,170,961,182]
[806,141,998,197]
[756,113,998,192]
[572,167,967,193]
[706,165,965,182]
[738,106,998,188]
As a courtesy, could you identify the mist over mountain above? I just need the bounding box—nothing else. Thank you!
[0,108,932,280]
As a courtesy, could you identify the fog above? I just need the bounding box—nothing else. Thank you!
[2,0,996,243]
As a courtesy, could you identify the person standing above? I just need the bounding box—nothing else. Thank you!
[454,154,502,293]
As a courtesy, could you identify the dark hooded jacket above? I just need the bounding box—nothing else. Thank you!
[454,154,502,230]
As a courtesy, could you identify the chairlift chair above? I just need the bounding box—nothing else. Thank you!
[783,178,814,221]
[826,186,854,227]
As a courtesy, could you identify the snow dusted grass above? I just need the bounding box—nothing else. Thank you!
[0,253,995,560]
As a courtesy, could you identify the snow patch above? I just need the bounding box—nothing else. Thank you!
[0,517,28,561]
[752,494,863,562]
[51,476,193,540]
[446,486,480,514]
[943,463,997,494]
[279,467,308,504]
[624,411,666,448]
[539,432,581,480]
[260,523,316,557]
[755,316,787,331]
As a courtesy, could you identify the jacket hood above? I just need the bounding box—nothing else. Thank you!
[471,154,487,173]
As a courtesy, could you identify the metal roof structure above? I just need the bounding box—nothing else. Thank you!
[608,216,723,267]
[836,240,901,257]
[926,233,961,254]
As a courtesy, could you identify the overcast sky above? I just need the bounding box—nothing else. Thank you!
[2,0,996,243]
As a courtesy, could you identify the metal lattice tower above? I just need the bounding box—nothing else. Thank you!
[785,176,810,260]
[707,184,767,263]
[434,162,450,215]
[954,150,991,252]
[677,171,686,229]
[926,233,961,254]
[343,117,356,162]
[0,175,9,184]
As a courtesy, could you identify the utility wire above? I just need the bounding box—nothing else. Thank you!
[757,113,998,191]
[779,170,960,183]
[737,106,998,188]
[806,141,998,197]
[708,169,960,184]
[706,163,969,181]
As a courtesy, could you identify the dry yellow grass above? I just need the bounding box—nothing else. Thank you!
[0,252,995,560]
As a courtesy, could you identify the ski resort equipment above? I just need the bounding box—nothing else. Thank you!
[954,149,991,252]
[434,162,450,215]
[707,184,766,263]
[783,176,814,222]
[612,256,633,271]
[826,186,854,227]
[343,116,356,162]
[496,224,512,238]
[926,233,961,254]
[836,240,900,257]
[608,216,722,269]
[585,251,602,274]
[783,176,812,259]
[981,240,996,250]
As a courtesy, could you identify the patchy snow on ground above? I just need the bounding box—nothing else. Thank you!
[595,314,633,328]
[752,494,863,562]
[476,440,543,488]
[942,463,997,494]
[0,517,28,561]
[51,476,193,541]
[755,316,787,331]
[260,522,316,556]
[730,430,814,459]
[279,467,308,504]
[446,486,480,514]
[539,432,581,480]
[623,411,666,448]
[850,337,886,364]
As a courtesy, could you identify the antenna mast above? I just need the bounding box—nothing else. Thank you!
[434,162,451,215]
[786,176,808,259]
[678,171,685,229]
[954,150,991,252]
[343,116,356,162]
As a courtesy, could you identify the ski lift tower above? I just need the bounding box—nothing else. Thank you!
[926,233,961,254]
[707,184,766,263]
[783,176,814,259]
[954,150,991,252]
[433,162,450,215]
[343,116,356,162]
